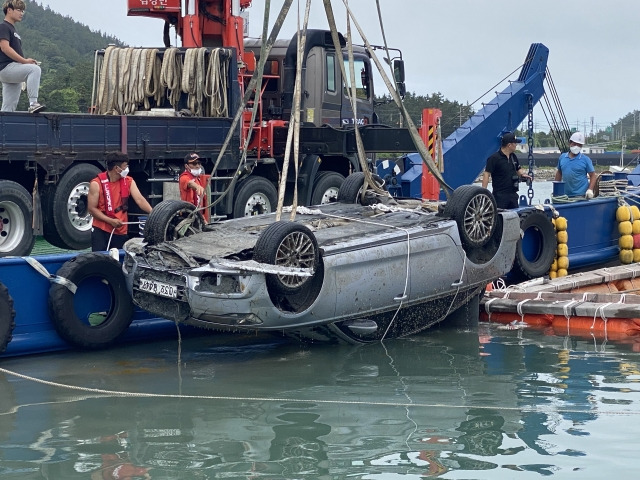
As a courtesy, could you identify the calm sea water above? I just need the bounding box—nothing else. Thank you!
[1,321,640,479]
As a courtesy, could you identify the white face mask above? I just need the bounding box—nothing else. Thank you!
[190,167,202,177]
[119,166,130,178]
[570,145,581,155]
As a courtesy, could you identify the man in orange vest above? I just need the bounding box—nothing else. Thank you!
[88,151,152,251]
[179,152,210,221]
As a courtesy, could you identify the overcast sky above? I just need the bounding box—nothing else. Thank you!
[38,0,638,136]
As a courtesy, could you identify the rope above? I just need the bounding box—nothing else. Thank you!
[182,47,207,116]
[161,47,183,110]
[0,364,637,417]
[205,48,229,117]
[275,0,311,221]
[21,256,77,293]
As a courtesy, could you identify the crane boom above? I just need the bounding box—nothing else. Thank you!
[441,43,549,189]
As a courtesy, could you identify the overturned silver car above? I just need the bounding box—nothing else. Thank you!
[123,177,519,344]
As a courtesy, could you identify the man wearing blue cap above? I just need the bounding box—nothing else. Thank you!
[481,132,531,209]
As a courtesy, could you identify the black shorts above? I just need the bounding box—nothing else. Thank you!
[91,227,128,252]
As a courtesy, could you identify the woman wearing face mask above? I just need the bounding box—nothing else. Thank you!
[554,132,597,198]
[179,153,210,221]
[88,151,153,251]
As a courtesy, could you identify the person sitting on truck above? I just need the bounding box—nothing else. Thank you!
[554,131,597,198]
[481,132,531,209]
[0,0,44,113]
[179,153,210,222]
[88,151,153,251]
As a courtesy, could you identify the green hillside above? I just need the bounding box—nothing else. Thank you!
[8,2,123,112]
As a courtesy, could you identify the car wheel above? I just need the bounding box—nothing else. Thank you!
[254,221,320,295]
[144,200,205,246]
[444,185,497,249]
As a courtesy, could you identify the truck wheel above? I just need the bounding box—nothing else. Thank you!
[43,163,100,250]
[443,185,497,249]
[144,200,205,246]
[310,172,345,205]
[337,172,365,203]
[0,281,15,354]
[0,180,36,257]
[232,176,277,218]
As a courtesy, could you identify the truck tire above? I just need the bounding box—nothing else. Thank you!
[144,200,205,246]
[310,172,345,205]
[232,176,277,218]
[443,185,497,249]
[48,253,133,349]
[0,180,36,257]
[0,281,15,354]
[337,172,366,203]
[42,163,100,250]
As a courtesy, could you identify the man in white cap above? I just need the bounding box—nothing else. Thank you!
[554,132,596,198]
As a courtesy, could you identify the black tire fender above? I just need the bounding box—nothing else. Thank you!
[512,209,557,280]
[144,200,205,246]
[443,185,497,249]
[0,281,16,354]
[232,176,278,218]
[310,171,345,205]
[42,163,100,250]
[0,180,36,257]
[48,252,133,349]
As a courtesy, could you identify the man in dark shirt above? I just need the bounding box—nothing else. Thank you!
[0,0,44,113]
[481,132,531,209]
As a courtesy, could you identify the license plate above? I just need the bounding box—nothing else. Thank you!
[139,278,178,298]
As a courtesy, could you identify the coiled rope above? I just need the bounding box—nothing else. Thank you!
[160,47,183,110]
[93,46,229,117]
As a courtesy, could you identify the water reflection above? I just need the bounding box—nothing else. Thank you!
[0,326,639,478]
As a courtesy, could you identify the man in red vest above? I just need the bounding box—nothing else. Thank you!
[179,152,210,221]
[88,151,152,251]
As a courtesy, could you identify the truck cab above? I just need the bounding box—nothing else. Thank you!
[244,30,375,129]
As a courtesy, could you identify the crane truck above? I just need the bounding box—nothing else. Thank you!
[0,0,415,257]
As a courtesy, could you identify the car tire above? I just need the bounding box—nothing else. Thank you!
[0,281,15,354]
[0,180,36,257]
[144,200,205,246]
[42,163,100,250]
[254,221,320,295]
[232,176,277,218]
[310,172,345,205]
[444,185,497,249]
[48,253,133,349]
